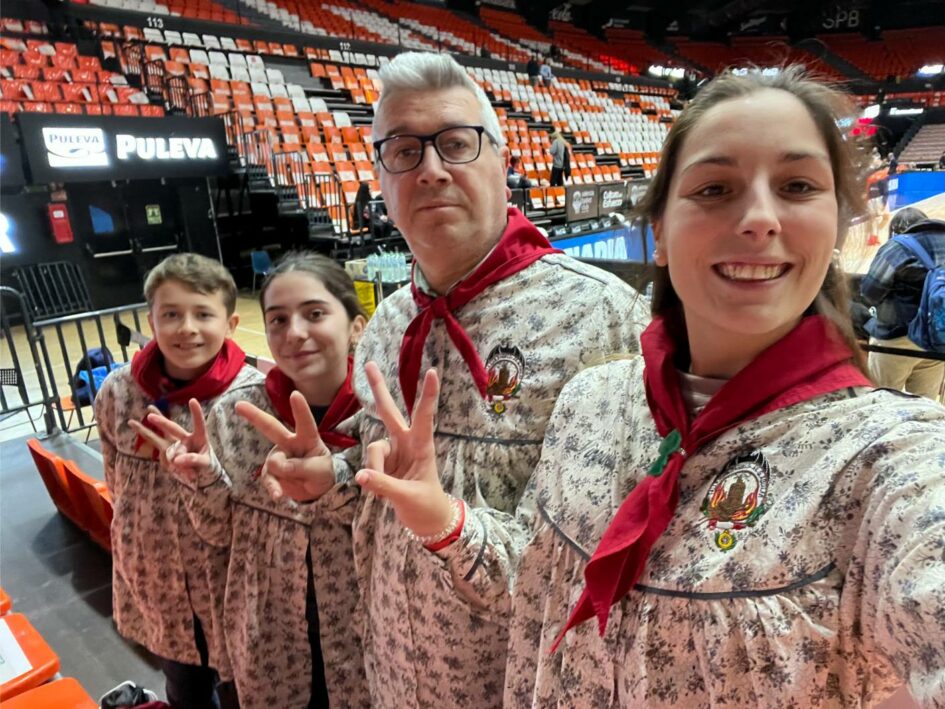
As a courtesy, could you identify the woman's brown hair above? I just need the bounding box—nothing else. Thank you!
[634,65,871,375]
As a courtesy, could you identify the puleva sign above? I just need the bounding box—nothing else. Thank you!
[115,135,219,161]
[42,127,109,168]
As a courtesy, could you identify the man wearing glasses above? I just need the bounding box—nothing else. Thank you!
[263,52,646,708]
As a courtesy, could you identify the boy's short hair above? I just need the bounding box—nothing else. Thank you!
[144,253,237,315]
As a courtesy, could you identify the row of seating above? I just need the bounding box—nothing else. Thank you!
[85,0,248,26]
[0,602,96,707]
[898,124,945,164]
[26,438,113,552]
[0,438,106,706]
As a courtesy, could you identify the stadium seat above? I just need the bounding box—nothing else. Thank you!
[2,678,97,709]
[0,614,60,701]
[61,459,113,552]
[0,586,11,614]
[26,438,85,528]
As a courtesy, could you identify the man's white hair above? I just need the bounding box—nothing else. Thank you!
[372,52,505,148]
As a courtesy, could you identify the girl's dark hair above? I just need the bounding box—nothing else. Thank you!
[634,64,871,375]
[259,251,368,322]
[888,207,927,237]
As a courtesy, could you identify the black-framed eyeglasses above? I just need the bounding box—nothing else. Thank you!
[373,125,496,174]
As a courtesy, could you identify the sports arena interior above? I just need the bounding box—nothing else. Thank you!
[0,0,943,704]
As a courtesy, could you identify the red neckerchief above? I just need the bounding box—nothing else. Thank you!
[131,338,246,409]
[265,356,360,449]
[130,338,246,458]
[398,207,560,415]
[553,315,872,650]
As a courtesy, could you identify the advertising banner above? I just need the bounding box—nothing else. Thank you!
[18,113,229,183]
[566,184,599,221]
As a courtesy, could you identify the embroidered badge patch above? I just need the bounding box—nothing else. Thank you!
[700,451,770,552]
[484,345,524,414]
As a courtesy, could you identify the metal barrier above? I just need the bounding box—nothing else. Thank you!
[12,262,94,320]
[244,128,275,179]
[0,287,55,434]
[32,303,150,436]
[222,110,246,165]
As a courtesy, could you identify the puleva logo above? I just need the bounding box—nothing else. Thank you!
[42,127,109,168]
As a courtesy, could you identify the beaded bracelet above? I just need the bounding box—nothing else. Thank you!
[404,495,464,549]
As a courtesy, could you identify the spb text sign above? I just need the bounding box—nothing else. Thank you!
[18,113,229,183]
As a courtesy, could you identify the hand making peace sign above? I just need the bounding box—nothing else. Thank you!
[128,399,213,484]
[355,361,455,540]
[235,391,336,502]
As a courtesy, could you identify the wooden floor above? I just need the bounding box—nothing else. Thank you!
[841,192,945,275]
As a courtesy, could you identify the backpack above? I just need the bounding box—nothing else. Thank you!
[73,346,117,406]
[891,234,945,352]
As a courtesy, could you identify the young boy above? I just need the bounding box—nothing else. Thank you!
[94,253,261,708]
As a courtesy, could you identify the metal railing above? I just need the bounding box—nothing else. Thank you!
[243,128,276,180]
[32,303,150,435]
[0,287,55,434]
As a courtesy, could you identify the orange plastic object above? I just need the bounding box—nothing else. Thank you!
[0,614,60,700]
[25,439,84,528]
[0,586,11,614]
[61,459,113,552]
[2,677,97,708]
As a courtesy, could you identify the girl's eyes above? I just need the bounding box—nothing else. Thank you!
[693,183,728,198]
[783,180,817,194]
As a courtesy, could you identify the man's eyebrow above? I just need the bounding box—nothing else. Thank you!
[380,121,467,138]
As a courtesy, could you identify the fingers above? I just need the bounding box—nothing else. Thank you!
[354,467,412,503]
[365,361,407,435]
[288,391,325,452]
[128,419,169,451]
[411,368,440,441]
[364,439,390,474]
[235,401,293,447]
[144,411,190,442]
[266,449,330,480]
[169,451,212,470]
[188,399,209,448]
[259,471,284,501]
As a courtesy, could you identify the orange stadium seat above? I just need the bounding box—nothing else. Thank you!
[26,438,85,528]
[62,459,113,552]
[0,587,11,615]
[2,678,97,709]
[0,614,60,701]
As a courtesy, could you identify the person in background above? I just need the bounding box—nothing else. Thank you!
[861,207,945,400]
[100,253,257,709]
[549,130,569,186]
[507,155,532,189]
[540,60,554,88]
[526,55,540,87]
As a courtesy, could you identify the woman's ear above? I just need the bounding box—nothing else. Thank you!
[349,315,367,351]
[651,219,668,267]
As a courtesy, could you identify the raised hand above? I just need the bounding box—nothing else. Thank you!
[128,399,212,483]
[235,391,335,502]
[355,361,455,540]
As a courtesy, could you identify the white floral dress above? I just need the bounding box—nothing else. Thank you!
[352,254,650,708]
[95,364,263,678]
[501,358,945,708]
[176,378,370,709]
